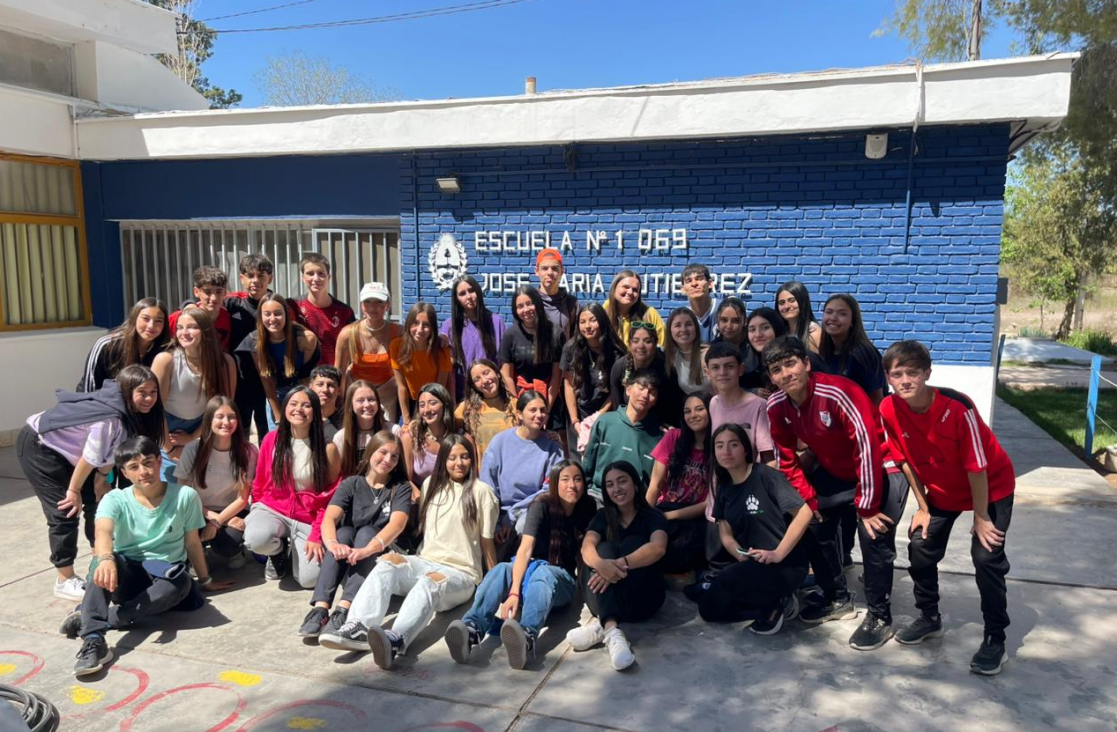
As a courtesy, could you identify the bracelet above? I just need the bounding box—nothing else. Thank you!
[507,592,520,599]
[198,576,213,586]
[372,537,385,552]
[622,557,630,570]
[324,539,339,547]
[96,553,115,563]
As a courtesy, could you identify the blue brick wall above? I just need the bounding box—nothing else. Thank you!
[401,125,1009,365]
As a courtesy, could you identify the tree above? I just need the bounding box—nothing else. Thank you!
[254,50,399,107]
[874,0,996,60]
[1001,146,1117,339]
[146,0,241,109]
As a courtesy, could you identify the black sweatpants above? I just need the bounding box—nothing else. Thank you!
[80,556,195,638]
[698,557,807,623]
[582,537,666,625]
[17,425,97,569]
[310,525,381,606]
[235,381,269,444]
[908,494,1013,642]
[658,503,707,574]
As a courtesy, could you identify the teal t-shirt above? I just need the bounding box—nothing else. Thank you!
[96,483,205,563]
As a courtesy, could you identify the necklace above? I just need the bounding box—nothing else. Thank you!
[363,321,388,335]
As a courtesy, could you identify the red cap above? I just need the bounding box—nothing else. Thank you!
[536,248,563,267]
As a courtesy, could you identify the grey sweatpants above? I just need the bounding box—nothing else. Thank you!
[243,503,321,589]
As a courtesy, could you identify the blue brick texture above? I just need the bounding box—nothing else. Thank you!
[398,125,1009,366]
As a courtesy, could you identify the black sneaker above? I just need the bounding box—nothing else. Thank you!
[265,547,288,581]
[849,614,893,651]
[326,607,349,636]
[319,620,368,651]
[750,595,799,636]
[74,635,112,677]
[500,618,536,670]
[970,636,1007,675]
[895,614,944,645]
[298,607,330,637]
[59,608,82,639]
[683,579,712,604]
[445,619,481,665]
[368,627,403,670]
[799,592,857,625]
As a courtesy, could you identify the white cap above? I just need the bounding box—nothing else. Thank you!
[359,282,390,302]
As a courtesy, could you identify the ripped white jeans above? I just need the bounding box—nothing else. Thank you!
[346,554,475,650]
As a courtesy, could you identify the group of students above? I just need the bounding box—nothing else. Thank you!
[20,246,1015,680]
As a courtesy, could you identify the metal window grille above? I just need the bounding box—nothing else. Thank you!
[119,220,401,316]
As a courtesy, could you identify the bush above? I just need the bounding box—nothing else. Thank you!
[1060,329,1117,356]
[1017,325,1052,339]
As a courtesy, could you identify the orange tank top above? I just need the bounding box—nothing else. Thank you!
[348,324,397,385]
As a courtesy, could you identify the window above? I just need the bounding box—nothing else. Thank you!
[119,220,401,316]
[0,29,75,98]
[0,153,91,330]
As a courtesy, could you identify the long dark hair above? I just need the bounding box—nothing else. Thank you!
[117,364,165,442]
[460,359,515,438]
[605,270,648,335]
[357,430,409,487]
[408,383,457,460]
[271,386,330,493]
[109,297,170,374]
[568,303,624,398]
[599,460,654,544]
[398,301,444,368]
[668,392,713,486]
[745,307,787,358]
[418,434,479,535]
[449,275,498,365]
[776,281,818,343]
[819,293,879,376]
[622,321,660,384]
[340,380,385,477]
[511,285,557,363]
[537,460,596,566]
[191,396,251,492]
[710,422,755,489]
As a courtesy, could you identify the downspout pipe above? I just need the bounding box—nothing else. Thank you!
[903,61,925,254]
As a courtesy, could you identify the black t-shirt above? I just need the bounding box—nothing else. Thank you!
[560,340,613,418]
[499,322,565,388]
[713,464,807,568]
[322,416,340,443]
[821,344,886,398]
[587,506,669,546]
[519,496,596,573]
[329,477,412,530]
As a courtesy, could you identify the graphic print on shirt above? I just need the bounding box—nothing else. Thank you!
[746,494,762,515]
[819,410,831,428]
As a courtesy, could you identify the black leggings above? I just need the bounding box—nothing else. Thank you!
[311,525,381,606]
[658,503,707,574]
[582,537,666,625]
[17,425,97,569]
[698,557,807,623]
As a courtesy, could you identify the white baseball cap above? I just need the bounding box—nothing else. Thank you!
[359,282,390,302]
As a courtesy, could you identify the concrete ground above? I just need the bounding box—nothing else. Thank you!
[2,399,1116,732]
[1000,365,1117,391]
[1001,337,1114,366]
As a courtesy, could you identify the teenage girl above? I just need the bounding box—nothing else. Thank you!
[152,307,237,461]
[335,283,403,424]
[441,275,506,398]
[713,297,748,355]
[776,281,822,353]
[77,297,169,392]
[742,307,788,395]
[665,307,709,395]
[174,396,258,567]
[608,321,680,421]
[400,383,458,500]
[500,285,564,410]
[391,301,454,424]
[567,461,667,671]
[332,380,389,479]
[299,430,411,640]
[819,293,886,404]
[602,270,666,346]
[561,303,625,455]
[243,386,342,589]
[455,359,517,468]
[19,364,164,600]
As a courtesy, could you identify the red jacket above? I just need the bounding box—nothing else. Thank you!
[767,372,883,516]
[252,431,338,543]
[879,388,1015,512]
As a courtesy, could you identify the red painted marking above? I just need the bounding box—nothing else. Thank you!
[0,651,45,686]
[64,666,152,722]
[119,683,245,732]
[395,724,485,732]
[235,699,366,731]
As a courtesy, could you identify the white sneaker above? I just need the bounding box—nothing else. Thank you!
[227,550,247,570]
[54,576,85,602]
[565,617,605,651]
[604,627,635,671]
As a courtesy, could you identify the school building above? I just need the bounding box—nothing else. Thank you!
[0,0,1075,438]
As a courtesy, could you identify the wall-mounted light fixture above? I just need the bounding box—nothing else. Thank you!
[436,176,461,194]
[865,133,888,160]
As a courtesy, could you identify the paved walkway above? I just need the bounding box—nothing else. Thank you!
[1001,337,1114,366]
[1,400,1114,732]
[1000,365,1117,391]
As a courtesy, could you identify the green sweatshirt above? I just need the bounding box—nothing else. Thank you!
[583,409,663,496]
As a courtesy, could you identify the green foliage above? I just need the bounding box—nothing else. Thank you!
[875,0,1000,61]
[1017,325,1052,338]
[145,0,240,109]
[998,385,1117,454]
[1060,329,1117,356]
[254,51,400,107]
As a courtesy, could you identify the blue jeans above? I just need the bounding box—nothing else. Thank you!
[462,561,576,637]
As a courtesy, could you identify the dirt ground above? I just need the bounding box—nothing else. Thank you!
[1000,274,1117,337]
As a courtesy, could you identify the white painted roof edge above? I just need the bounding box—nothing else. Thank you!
[74,53,1078,161]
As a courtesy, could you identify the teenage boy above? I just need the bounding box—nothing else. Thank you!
[294,253,355,367]
[309,365,343,441]
[879,340,1015,675]
[535,248,579,340]
[59,436,231,676]
[681,263,719,342]
[764,335,906,651]
[582,369,662,496]
[167,266,232,350]
[705,342,775,463]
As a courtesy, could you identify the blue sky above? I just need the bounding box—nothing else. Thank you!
[197,0,1017,107]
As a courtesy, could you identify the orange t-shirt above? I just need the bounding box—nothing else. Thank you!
[389,337,452,399]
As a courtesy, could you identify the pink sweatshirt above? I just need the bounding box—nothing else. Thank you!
[251,431,339,543]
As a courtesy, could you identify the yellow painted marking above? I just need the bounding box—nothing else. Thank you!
[0,664,16,676]
[218,670,262,687]
[286,717,326,730]
[69,686,105,705]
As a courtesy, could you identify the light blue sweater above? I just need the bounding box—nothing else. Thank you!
[480,427,564,527]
